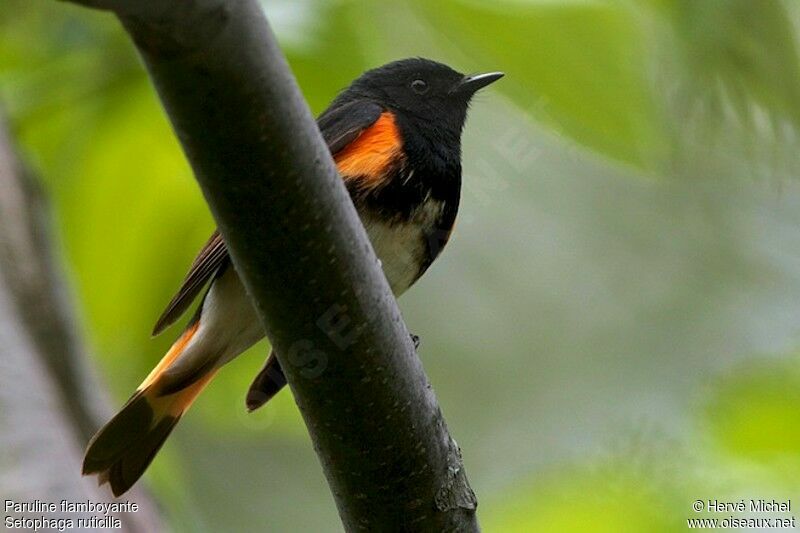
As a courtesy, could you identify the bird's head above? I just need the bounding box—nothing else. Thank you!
[345,58,503,137]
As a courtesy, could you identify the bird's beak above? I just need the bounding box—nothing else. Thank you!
[451,72,504,95]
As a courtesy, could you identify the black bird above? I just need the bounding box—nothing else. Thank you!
[82,58,503,496]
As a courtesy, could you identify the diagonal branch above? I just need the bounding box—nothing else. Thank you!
[59,0,479,530]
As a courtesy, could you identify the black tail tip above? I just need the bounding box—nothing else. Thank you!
[80,393,178,497]
[246,354,287,412]
[246,390,268,412]
[245,378,286,412]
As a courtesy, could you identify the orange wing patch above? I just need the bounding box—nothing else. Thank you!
[334,112,403,190]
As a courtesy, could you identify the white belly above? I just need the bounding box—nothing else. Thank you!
[166,198,446,383]
[361,199,444,296]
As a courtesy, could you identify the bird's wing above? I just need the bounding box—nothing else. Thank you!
[151,101,384,336]
[318,99,384,154]
[151,230,229,336]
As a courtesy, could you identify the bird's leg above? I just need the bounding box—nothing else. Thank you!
[410,333,420,350]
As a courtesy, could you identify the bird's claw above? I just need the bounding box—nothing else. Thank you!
[410,333,420,350]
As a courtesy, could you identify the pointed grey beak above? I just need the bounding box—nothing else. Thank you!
[451,72,504,95]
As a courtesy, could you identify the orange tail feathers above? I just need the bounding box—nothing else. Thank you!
[83,323,216,496]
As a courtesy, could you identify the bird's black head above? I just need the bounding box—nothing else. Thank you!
[344,58,503,139]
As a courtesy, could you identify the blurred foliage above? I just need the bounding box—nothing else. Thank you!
[3,0,800,531]
[413,0,670,169]
[705,357,800,472]
[664,0,800,127]
[483,452,690,532]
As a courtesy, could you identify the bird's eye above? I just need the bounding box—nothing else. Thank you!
[411,79,429,94]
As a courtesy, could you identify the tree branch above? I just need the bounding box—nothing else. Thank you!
[59,0,479,530]
[0,117,162,531]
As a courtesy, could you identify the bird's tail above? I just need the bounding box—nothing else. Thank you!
[82,322,216,496]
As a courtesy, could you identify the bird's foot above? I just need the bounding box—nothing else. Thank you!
[410,333,420,350]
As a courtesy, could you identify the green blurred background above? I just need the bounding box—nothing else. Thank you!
[3,0,800,530]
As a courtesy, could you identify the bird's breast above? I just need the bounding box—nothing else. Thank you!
[359,196,447,296]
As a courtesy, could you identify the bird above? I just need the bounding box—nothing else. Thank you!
[82,57,503,496]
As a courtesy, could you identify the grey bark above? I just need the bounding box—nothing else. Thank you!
[57,0,479,530]
[0,118,162,531]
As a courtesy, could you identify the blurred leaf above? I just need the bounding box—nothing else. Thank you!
[704,358,800,463]
[411,0,670,169]
[665,0,800,128]
[483,458,686,532]
[281,1,373,113]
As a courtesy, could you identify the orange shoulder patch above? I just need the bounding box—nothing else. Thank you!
[334,112,403,189]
